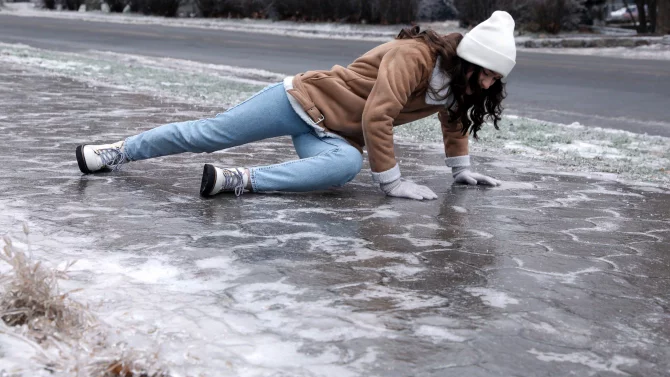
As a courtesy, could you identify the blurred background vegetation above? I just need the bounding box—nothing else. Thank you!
[32,0,669,34]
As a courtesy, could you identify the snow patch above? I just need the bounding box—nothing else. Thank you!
[465,287,519,308]
[528,349,638,374]
[522,44,670,61]
[415,325,467,342]
[396,115,669,186]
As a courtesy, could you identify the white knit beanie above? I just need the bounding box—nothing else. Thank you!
[456,11,516,78]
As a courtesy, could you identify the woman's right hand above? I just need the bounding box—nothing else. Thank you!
[380,178,438,200]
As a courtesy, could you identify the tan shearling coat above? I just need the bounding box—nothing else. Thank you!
[286,33,469,174]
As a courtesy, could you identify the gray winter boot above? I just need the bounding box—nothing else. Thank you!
[200,164,249,197]
[75,141,129,174]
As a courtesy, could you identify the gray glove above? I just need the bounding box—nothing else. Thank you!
[452,167,501,186]
[380,179,438,200]
[446,155,501,186]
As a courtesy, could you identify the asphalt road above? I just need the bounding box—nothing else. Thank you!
[2,14,669,137]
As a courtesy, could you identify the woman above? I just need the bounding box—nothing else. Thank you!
[76,11,516,201]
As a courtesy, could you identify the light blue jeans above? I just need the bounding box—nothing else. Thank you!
[123,83,363,192]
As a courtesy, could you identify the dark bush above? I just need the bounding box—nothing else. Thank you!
[528,0,585,32]
[529,0,564,32]
[107,0,128,12]
[377,0,420,24]
[196,0,268,18]
[194,0,219,17]
[418,0,459,21]
[62,0,85,10]
[270,0,418,24]
[272,0,356,22]
[42,0,57,9]
[136,0,181,16]
[194,0,418,24]
[456,0,586,34]
[454,0,498,27]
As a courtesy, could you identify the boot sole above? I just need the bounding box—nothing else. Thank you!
[75,145,93,174]
[200,164,217,197]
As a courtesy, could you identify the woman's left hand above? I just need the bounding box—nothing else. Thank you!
[453,168,501,186]
[380,179,438,200]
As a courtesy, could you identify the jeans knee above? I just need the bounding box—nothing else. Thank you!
[329,148,363,185]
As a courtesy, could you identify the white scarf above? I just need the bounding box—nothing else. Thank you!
[425,56,452,106]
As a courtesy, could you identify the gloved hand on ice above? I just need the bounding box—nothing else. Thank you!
[446,155,501,186]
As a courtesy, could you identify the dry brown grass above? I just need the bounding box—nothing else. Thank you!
[0,230,91,336]
[0,225,170,377]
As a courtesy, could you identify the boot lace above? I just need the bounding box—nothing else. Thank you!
[221,168,246,196]
[96,147,128,171]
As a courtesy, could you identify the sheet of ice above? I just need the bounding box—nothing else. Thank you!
[1,39,669,377]
[452,206,467,213]
[0,226,392,376]
[0,331,50,377]
[528,349,638,374]
[465,287,520,308]
[415,325,467,343]
[387,233,453,248]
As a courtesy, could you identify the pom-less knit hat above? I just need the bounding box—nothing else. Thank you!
[456,11,516,78]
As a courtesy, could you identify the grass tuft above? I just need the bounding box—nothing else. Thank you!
[0,228,89,336]
[102,360,170,377]
[0,226,171,377]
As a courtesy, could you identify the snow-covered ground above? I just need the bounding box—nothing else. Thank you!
[1,42,667,186]
[523,43,670,61]
[3,2,670,60]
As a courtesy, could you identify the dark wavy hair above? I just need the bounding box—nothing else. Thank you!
[397,26,506,138]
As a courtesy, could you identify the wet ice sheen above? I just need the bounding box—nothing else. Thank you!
[1,60,669,376]
[464,287,520,309]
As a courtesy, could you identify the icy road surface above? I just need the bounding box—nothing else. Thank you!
[0,66,669,376]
